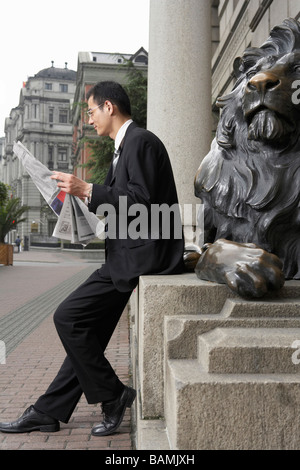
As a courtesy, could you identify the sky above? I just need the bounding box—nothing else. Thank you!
[0,0,150,137]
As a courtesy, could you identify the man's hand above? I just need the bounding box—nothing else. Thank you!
[51,172,91,199]
[195,238,285,298]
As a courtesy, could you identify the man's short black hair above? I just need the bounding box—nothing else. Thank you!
[86,81,131,117]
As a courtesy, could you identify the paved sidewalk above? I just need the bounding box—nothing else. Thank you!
[0,249,134,450]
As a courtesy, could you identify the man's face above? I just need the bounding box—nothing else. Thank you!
[87,97,111,136]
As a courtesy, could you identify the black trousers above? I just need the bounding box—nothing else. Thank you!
[34,264,133,423]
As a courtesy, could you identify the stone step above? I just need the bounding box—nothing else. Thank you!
[165,357,300,450]
[221,298,300,318]
[198,327,300,374]
[135,274,300,420]
[164,314,300,360]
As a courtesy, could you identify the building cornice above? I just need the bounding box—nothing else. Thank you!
[249,0,274,32]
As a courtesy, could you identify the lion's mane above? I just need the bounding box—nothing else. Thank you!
[195,19,300,279]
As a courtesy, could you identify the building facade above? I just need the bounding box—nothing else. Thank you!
[2,63,76,243]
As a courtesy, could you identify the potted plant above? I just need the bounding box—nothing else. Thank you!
[0,182,28,265]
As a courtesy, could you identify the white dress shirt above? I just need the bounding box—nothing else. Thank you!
[86,119,133,204]
[114,119,133,151]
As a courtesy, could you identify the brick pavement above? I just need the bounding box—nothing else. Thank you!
[0,249,134,450]
[0,249,91,318]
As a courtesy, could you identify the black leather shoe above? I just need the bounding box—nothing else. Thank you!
[92,386,136,436]
[0,405,60,433]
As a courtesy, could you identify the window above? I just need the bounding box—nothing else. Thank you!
[59,84,68,93]
[49,108,54,123]
[58,148,67,161]
[45,83,52,90]
[48,146,53,161]
[134,55,148,64]
[32,104,39,119]
[48,146,53,169]
[59,109,68,123]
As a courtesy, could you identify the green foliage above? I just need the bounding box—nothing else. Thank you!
[79,61,147,185]
[0,182,8,206]
[123,61,147,129]
[81,136,115,184]
[0,186,29,243]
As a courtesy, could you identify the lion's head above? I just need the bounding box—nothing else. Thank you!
[195,18,300,279]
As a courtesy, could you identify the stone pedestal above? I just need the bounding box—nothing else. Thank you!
[130,275,300,449]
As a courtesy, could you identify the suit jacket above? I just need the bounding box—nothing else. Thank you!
[89,122,184,291]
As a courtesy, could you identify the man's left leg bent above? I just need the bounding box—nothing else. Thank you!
[37,264,132,415]
[53,266,131,403]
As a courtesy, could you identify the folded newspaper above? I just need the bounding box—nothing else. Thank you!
[13,141,104,244]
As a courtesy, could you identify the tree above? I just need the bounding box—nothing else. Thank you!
[80,61,147,184]
[0,182,29,243]
[80,135,115,185]
[124,61,147,129]
[0,182,8,206]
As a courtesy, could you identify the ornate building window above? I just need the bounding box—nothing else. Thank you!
[32,104,39,119]
[48,146,53,170]
[58,148,67,161]
[59,109,68,123]
[59,84,68,93]
[49,108,54,123]
[57,147,68,170]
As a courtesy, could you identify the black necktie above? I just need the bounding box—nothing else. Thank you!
[112,138,124,175]
[112,148,120,175]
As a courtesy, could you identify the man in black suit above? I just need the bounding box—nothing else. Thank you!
[0,81,184,436]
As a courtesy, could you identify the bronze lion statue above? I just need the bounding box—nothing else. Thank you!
[191,18,300,298]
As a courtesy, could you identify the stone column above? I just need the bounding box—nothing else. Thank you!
[147,0,212,235]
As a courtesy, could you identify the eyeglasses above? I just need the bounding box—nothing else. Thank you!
[86,103,105,118]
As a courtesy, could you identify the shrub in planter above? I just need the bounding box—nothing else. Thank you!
[0,183,29,264]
